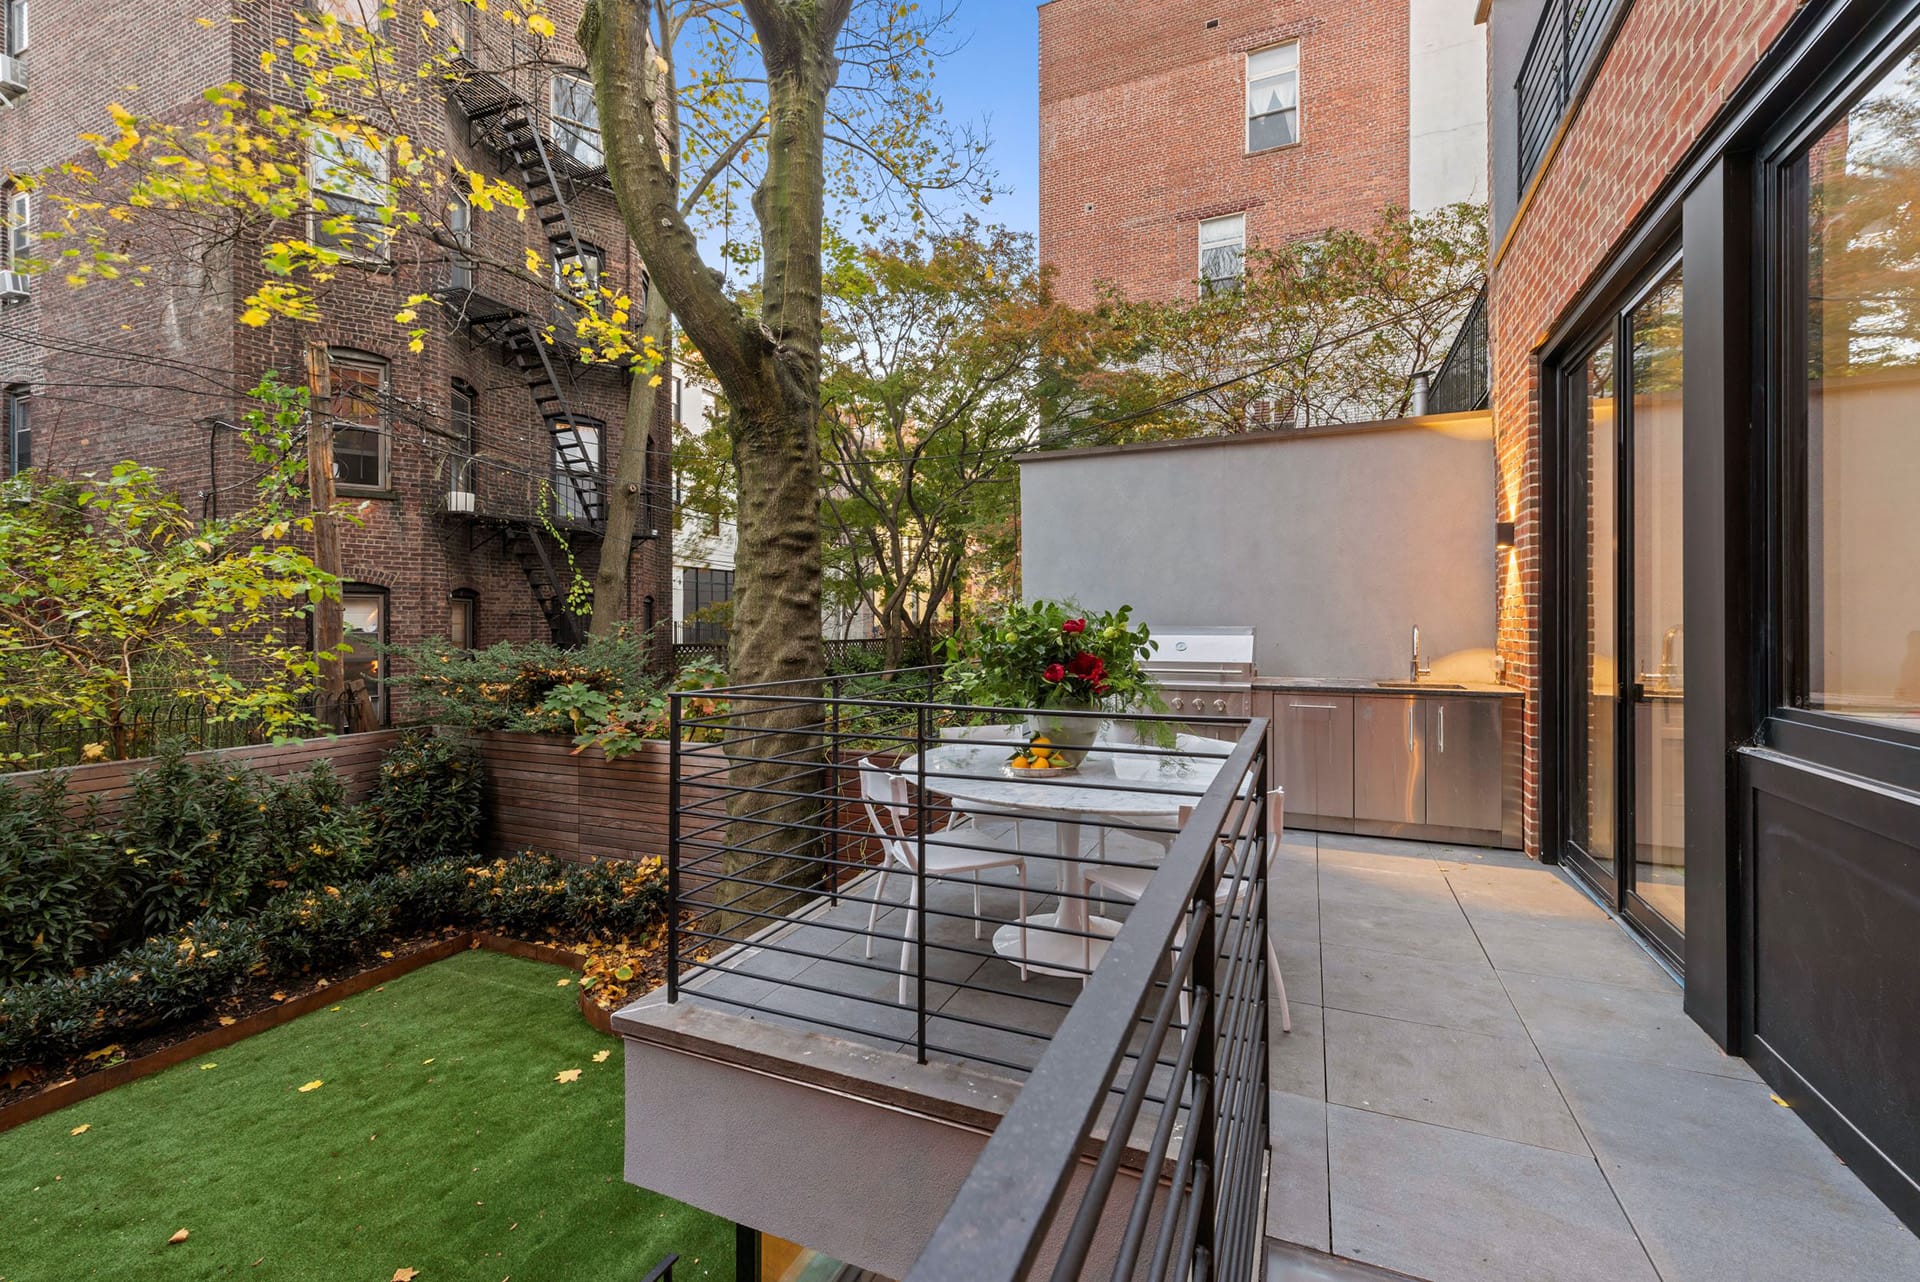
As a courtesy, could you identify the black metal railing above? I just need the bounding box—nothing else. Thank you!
[1430,283,1490,414]
[0,690,367,772]
[1516,0,1623,185]
[665,668,1273,1278]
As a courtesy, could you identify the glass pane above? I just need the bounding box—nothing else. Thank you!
[1247,43,1297,78]
[1630,266,1685,929]
[1803,50,1920,733]
[342,593,384,717]
[1249,108,1297,151]
[1577,339,1618,870]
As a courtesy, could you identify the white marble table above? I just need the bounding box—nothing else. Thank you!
[904,734,1234,977]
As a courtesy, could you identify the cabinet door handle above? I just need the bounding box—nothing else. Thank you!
[1288,702,1338,711]
[1438,705,1445,753]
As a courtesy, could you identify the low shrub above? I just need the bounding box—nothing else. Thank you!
[368,731,485,867]
[254,882,396,977]
[0,775,125,983]
[119,746,274,936]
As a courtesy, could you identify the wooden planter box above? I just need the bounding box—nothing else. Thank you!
[477,732,729,866]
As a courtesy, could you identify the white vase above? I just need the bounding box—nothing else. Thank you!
[1024,705,1103,768]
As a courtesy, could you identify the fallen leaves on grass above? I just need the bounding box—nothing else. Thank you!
[200,1062,218,1071]
[555,978,571,987]
[592,1050,611,1064]
[70,1124,90,1135]
[167,1229,190,1245]
[553,1069,582,1084]
[297,1080,324,1093]
[329,1005,343,1012]
[392,1269,420,1281]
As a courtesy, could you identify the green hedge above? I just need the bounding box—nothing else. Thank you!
[0,852,668,1074]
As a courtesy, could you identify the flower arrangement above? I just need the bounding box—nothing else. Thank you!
[948,600,1161,712]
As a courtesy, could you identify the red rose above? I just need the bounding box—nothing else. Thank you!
[1067,652,1103,679]
[1042,663,1067,683]
[1061,618,1087,634]
[1094,681,1111,696]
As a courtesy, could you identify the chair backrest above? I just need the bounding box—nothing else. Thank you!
[855,757,919,871]
[1210,780,1282,911]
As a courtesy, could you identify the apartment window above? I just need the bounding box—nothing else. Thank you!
[341,586,388,723]
[683,568,734,644]
[553,242,606,302]
[1794,45,1920,732]
[447,190,474,291]
[5,1,27,56]
[1199,214,1246,296]
[4,383,26,475]
[3,183,27,269]
[550,72,603,167]
[448,590,477,652]
[316,0,382,32]
[449,378,476,497]
[1247,42,1299,152]
[309,129,391,260]
[328,350,388,490]
[552,420,603,521]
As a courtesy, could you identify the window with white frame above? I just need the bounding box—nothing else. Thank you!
[550,72,603,167]
[446,189,474,291]
[5,1,27,58]
[3,184,27,270]
[309,129,391,260]
[1246,42,1299,152]
[316,0,382,32]
[1198,214,1246,296]
[327,350,389,490]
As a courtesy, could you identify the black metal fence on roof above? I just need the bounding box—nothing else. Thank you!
[1516,0,1624,186]
[1430,284,1490,415]
[664,668,1274,1280]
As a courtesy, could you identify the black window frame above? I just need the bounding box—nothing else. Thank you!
[448,588,478,652]
[682,567,734,644]
[340,582,390,725]
[4,381,26,475]
[449,377,477,496]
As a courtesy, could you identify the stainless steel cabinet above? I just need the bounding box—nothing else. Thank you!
[1275,694,1353,822]
[1354,695,1425,825]
[1425,696,1504,832]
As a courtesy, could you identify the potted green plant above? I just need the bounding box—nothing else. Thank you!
[947,601,1164,768]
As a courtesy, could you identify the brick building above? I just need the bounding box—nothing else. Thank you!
[0,0,672,719]
[1483,0,1920,1224]
[1037,0,1488,306]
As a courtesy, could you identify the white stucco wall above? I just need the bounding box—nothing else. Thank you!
[1018,413,1499,681]
[1409,0,1490,210]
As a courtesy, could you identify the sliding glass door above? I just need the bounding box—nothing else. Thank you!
[1560,258,1687,964]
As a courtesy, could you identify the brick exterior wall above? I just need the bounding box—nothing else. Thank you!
[1038,0,1411,307]
[1487,0,1799,855]
[0,0,673,714]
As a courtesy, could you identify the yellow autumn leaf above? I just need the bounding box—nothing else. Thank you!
[591,1049,611,1064]
[556,978,571,988]
[554,1068,582,1083]
[298,1079,324,1093]
[71,1124,90,1135]
[168,1229,190,1245]
[200,1062,218,1071]
[422,1058,434,1065]
[392,1269,420,1282]
[527,14,556,37]
[648,374,663,387]
[419,7,438,28]
[217,1016,237,1027]
[83,1044,124,1062]
[81,742,108,761]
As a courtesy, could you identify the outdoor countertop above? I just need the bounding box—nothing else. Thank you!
[1254,676,1523,698]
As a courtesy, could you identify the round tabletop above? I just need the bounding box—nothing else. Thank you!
[906,733,1236,821]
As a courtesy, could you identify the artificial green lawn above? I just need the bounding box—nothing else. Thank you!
[0,950,733,1282]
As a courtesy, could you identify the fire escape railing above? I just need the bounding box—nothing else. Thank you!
[1516,0,1626,187]
[1429,283,1490,415]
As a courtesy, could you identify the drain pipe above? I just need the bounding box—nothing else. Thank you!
[1411,371,1432,417]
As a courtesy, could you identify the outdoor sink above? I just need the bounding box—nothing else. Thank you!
[1374,679,1466,690]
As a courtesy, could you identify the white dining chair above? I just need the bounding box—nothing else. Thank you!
[857,758,1030,1004]
[1082,786,1290,1033]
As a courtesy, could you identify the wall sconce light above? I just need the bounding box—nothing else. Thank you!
[1495,520,1516,550]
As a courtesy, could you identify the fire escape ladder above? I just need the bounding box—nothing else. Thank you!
[504,523,586,647]
[495,318,604,529]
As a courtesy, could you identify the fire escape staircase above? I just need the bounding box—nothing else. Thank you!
[441,41,621,646]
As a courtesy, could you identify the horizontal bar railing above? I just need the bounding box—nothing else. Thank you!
[1515,0,1624,185]
[664,669,1272,1279]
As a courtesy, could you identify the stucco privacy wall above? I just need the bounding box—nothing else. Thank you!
[1018,412,1498,680]
[1488,0,1803,853]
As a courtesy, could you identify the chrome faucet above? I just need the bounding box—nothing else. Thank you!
[1410,623,1431,683]
[1658,624,1684,686]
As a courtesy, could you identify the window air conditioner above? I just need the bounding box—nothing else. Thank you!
[0,272,28,304]
[0,56,24,98]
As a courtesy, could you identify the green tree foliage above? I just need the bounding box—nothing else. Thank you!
[0,382,338,764]
[1105,203,1488,436]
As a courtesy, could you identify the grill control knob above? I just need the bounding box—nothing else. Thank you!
[1170,696,1185,711]
[1213,698,1228,713]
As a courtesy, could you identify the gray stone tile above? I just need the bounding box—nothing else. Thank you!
[681,966,782,1009]
[1268,1089,1331,1253]
[1317,897,1487,966]
[1326,1105,1658,1282]
[1442,864,1610,922]
[1323,1009,1587,1155]
[1269,1001,1325,1100]
[1501,972,1755,1080]
[1317,863,1465,915]
[1267,1240,1416,1282]
[1320,944,1523,1039]
[1275,932,1323,1006]
[1541,1045,1920,1282]
[1317,840,1453,877]
[1471,912,1677,993]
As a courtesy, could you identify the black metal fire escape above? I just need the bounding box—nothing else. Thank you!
[438,31,618,646]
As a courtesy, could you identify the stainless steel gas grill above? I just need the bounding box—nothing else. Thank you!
[1143,626,1256,723]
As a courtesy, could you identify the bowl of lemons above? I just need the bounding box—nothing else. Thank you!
[1006,734,1079,777]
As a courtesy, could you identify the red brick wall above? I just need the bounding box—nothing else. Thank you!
[1488,0,1799,854]
[1038,0,1410,307]
[0,0,673,702]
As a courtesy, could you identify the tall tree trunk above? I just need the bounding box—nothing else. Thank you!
[588,277,671,640]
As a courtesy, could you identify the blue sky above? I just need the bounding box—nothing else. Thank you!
[931,0,1042,236]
